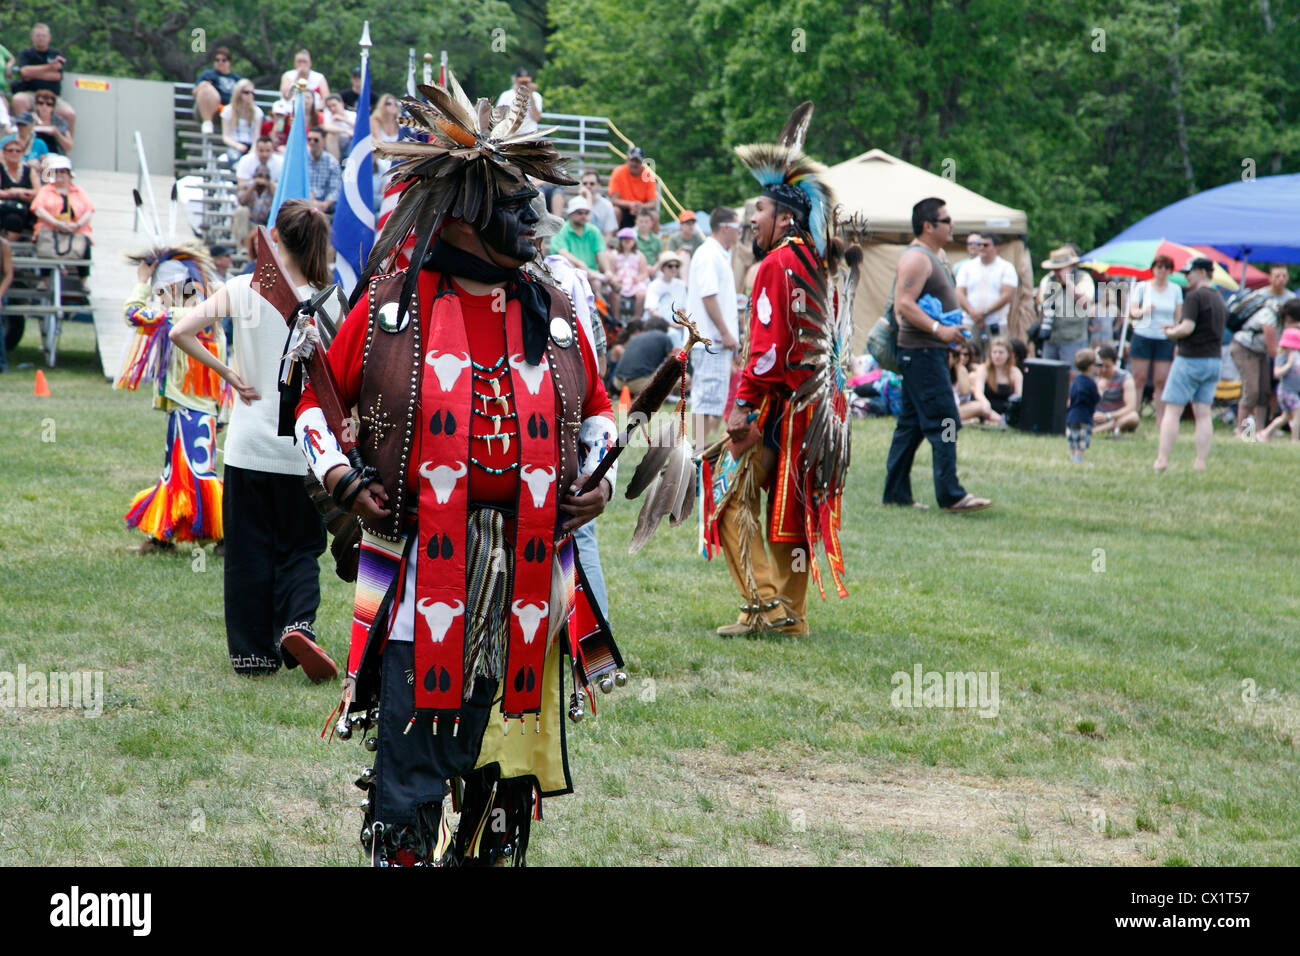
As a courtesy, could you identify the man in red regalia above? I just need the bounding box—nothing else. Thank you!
[295,74,622,866]
[713,103,854,638]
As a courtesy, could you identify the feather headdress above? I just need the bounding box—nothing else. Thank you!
[125,240,216,297]
[734,102,834,255]
[359,71,577,317]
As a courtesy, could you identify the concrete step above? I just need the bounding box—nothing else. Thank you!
[78,169,198,380]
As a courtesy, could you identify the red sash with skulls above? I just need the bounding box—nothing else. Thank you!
[415,292,556,715]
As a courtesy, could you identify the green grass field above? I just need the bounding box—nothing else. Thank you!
[1,322,1297,866]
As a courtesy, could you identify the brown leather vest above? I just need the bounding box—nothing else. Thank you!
[356,269,587,541]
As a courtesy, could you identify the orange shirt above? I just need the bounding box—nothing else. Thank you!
[608,162,657,207]
[32,184,94,236]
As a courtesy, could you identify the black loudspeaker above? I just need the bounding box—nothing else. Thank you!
[1016,359,1070,435]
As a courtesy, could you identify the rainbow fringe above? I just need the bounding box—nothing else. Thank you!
[125,409,223,542]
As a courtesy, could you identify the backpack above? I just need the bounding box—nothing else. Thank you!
[867,247,953,373]
[1225,288,1269,335]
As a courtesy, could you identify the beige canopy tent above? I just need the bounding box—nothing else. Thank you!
[821,149,1035,352]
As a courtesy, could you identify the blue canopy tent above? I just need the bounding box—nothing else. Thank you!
[1104,173,1300,265]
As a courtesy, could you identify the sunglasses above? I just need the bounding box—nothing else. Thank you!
[214,57,230,62]
[933,216,953,225]
[662,263,679,268]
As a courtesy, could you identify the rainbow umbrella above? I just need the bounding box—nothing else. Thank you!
[1079,238,1239,290]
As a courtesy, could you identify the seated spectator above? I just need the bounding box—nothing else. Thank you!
[496,67,543,136]
[10,24,75,135]
[6,113,48,166]
[31,90,71,155]
[0,92,12,137]
[1092,343,1139,434]
[280,49,330,112]
[579,169,618,237]
[320,93,356,159]
[668,209,703,270]
[233,163,275,257]
[220,79,263,164]
[608,146,658,229]
[611,227,650,323]
[208,244,234,283]
[31,155,93,282]
[970,336,1023,423]
[340,66,377,113]
[193,47,241,135]
[950,346,995,424]
[370,94,401,199]
[612,317,675,397]
[635,208,661,271]
[305,127,341,215]
[646,251,686,321]
[269,86,323,151]
[551,195,610,289]
[0,134,38,237]
[235,137,283,189]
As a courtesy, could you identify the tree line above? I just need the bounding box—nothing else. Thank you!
[22,0,1296,263]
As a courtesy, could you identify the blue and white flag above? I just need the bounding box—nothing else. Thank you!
[331,58,376,297]
[269,89,311,228]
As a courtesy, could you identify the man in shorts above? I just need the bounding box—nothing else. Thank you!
[1153,257,1226,471]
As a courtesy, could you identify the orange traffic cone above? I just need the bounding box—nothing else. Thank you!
[618,385,631,417]
[34,370,51,397]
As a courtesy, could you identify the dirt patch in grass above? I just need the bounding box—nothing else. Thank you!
[681,751,1157,865]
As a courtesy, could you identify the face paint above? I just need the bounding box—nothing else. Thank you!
[479,187,542,264]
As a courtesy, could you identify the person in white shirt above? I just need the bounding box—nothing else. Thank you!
[578,169,618,238]
[168,201,342,683]
[278,49,330,112]
[686,207,742,443]
[496,68,543,136]
[646,250,687,324]
[235,137,283,187]
[529,194,612,623]
[955,232,1018,341]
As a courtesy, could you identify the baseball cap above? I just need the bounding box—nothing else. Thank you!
[565,195,591,216]
[677,210,696,223]
[627,146,645,160]
[616,227,636,240]
[1179,257,1214,275]
[13,111,34,126]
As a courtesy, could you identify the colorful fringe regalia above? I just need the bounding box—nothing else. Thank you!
[115,242,227,543]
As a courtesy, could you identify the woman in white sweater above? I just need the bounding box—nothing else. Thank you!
[170,201,342,682]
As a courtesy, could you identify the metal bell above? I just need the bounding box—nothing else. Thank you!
[360,798,371,811]
[614,671,628,687]
[363,736,379,752]
[568,706,584,723]
[599,677,614,695]
[360,767,375,781]
[361,826,372,843]
[336,716,353,740]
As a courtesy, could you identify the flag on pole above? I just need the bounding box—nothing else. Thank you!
[331,46,376,296]
[268,87,311,228]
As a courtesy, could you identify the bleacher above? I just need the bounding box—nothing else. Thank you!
[2,238,94,367]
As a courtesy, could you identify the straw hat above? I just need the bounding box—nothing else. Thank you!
[1040,246,1079,269]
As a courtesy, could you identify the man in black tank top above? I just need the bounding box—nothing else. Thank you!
[882,198,992,512]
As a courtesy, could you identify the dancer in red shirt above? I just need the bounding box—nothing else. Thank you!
[295,73,622,866]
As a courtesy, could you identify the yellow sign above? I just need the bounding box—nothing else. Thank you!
[74,79,110,91]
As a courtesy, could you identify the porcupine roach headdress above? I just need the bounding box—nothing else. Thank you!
[733,101,834,256]
[358,70,577,320]
[743,103,856,598]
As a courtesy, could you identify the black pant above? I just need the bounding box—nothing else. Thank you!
[223,465,326,674]
[883,347,967,508]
